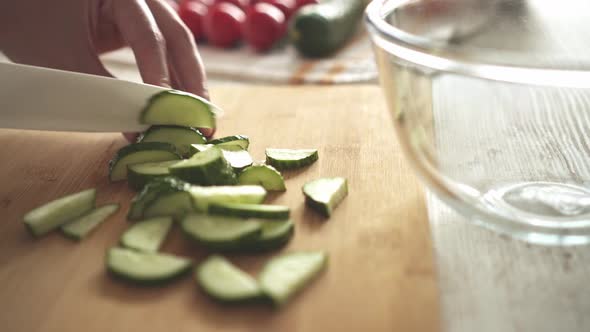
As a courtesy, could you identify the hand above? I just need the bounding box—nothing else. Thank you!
[0,0,213,138]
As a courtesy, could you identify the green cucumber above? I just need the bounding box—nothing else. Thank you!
[190,144,253,171]
[106,247,191,284]
[127,177,190,221]
[188,185,267,212]
[196,255,262,303]
[208,203,290,220]
[238,164,286,191]
[181,214,262,250]
[289,0,365,57]
[109,142,181,182]
[61,203,120,240]
[120,217,173,253]
[246,219,294,251]
[127,160,179,191]
[143,191,195,220]
[138,125,206,157]
[169,146,237,186]
[303,177,348,217]
[24,188,96,237]
[259,251,328,306]
[208,135,250,150]
[140,90,216,129]
[265,148,318,170]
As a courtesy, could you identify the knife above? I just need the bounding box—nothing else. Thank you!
[0,62,175,132]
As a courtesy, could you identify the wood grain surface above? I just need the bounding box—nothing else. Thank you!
[0,85,439,332]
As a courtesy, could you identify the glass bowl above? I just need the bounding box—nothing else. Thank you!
[365,0,590,245]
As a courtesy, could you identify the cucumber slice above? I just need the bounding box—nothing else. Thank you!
[109,142,181,182]
[190,144,253,171]
[143,191,195,220]
[188,185,267,212]
[196,255,262,303]
[238,165,286,191]
[127,177,190,221]
[208,203,290,220]
[138,125,206,157]
[106,247,192,284]
[127,160,179,191]
[246,219,294,251]
[24,188,96,237]
[169,146,237,186]
[208,135,250,150]
[302,177,348,217]
[140,90,216,129]
[265,148,319,170]
[181,214,262,250]
[120,217,173,253]
[61,203,120,240]
[259,251,328,306]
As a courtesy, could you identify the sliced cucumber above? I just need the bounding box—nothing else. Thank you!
[169,146,237,186]
[259,251,328,306]
[109,142,181,182]
[120,217,173,253]
[188,185,267,212]
[61,203,120,240]
[143,191,195,220]
[181,214,262,250]
[238,164,286,191]
[24,188,96,237]
[127,177,190,221]
[246,219,294,251]
[140,90,216,129]
[302,177,348,217]
[106,247,192,284]
[138,125,206,157]
[265,148,319,170]
[190,144,253,171]
[209,203,290,220]
[127,160,179,191]
[208,135,250,150]
[196,255,262,303]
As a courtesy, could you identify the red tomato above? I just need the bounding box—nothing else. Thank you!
[215,0,250,10]
[204,2,246,47]
[178,1,208,40]
[243,3,286,52]
[254,0,295,18]
[295,0,318,9]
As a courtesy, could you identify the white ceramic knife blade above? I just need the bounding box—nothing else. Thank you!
[0,62,167,132]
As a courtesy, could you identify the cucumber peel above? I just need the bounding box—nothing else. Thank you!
[109,142,181,182]
[208,203,290,220]
[181,214,262,250]
[127,177,190,221]
[140,90,217,129]
[196,255,262,303]
[238,164,286,191]
[61,203,120,240]
[138,125,206,157]
[169,146,238,186]
[208,135,250,150]
[265,148,318,170]
[106,247,192,284]
[302,177,348,217]
[246,219,294,251]
[120,217,173,253]
[190,144,253,171]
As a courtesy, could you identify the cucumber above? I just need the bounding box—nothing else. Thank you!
[61,204,120,240]
[127,160,179,191]
[246,219,294,251]
[181,214,262,250]
[289,0,365,57]
[120,217,173,253]
[259,251,328,306]
[106,247,192,284]
[138,125,206,157]
[238,164,286,191]
[208,203,290,220]
[196,255,262,303]
[208,135,250,150]
[188,185,267,212]
[140,90,216,129]
[190,144,253,171]
[143,191,195,220]
[109,142,181,182]
[127,177,190,221]
[265,148,318,170]
[302,177,348,217]
[169,146,238,186]
[24,188,96,237]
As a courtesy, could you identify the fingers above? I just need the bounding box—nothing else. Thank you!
[111,0,170,87]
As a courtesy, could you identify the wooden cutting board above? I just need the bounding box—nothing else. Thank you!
[0,85,439,332]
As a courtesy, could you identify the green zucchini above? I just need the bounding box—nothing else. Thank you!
[127,177,190,221]
[190,144,253,171]
[140,90,216,129]
[188,185,267,212]
[265,148,318,170]
[61,203,120,240]
[169,146,238,186]
[289,0,365,57]
[106,247,192,284]
[181,214,262,251]
[208,203,290,220]
[120,216,173,253]
[24,188,96,237]
[138,125,206,157]
[109,142,181,182]
[302,177,348,217]
[127,160,179,191]
[259,251,328,306]
[196,255,262,303]
[238,164,286,191]
[208,135,250,150]
[245,219,294,251]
